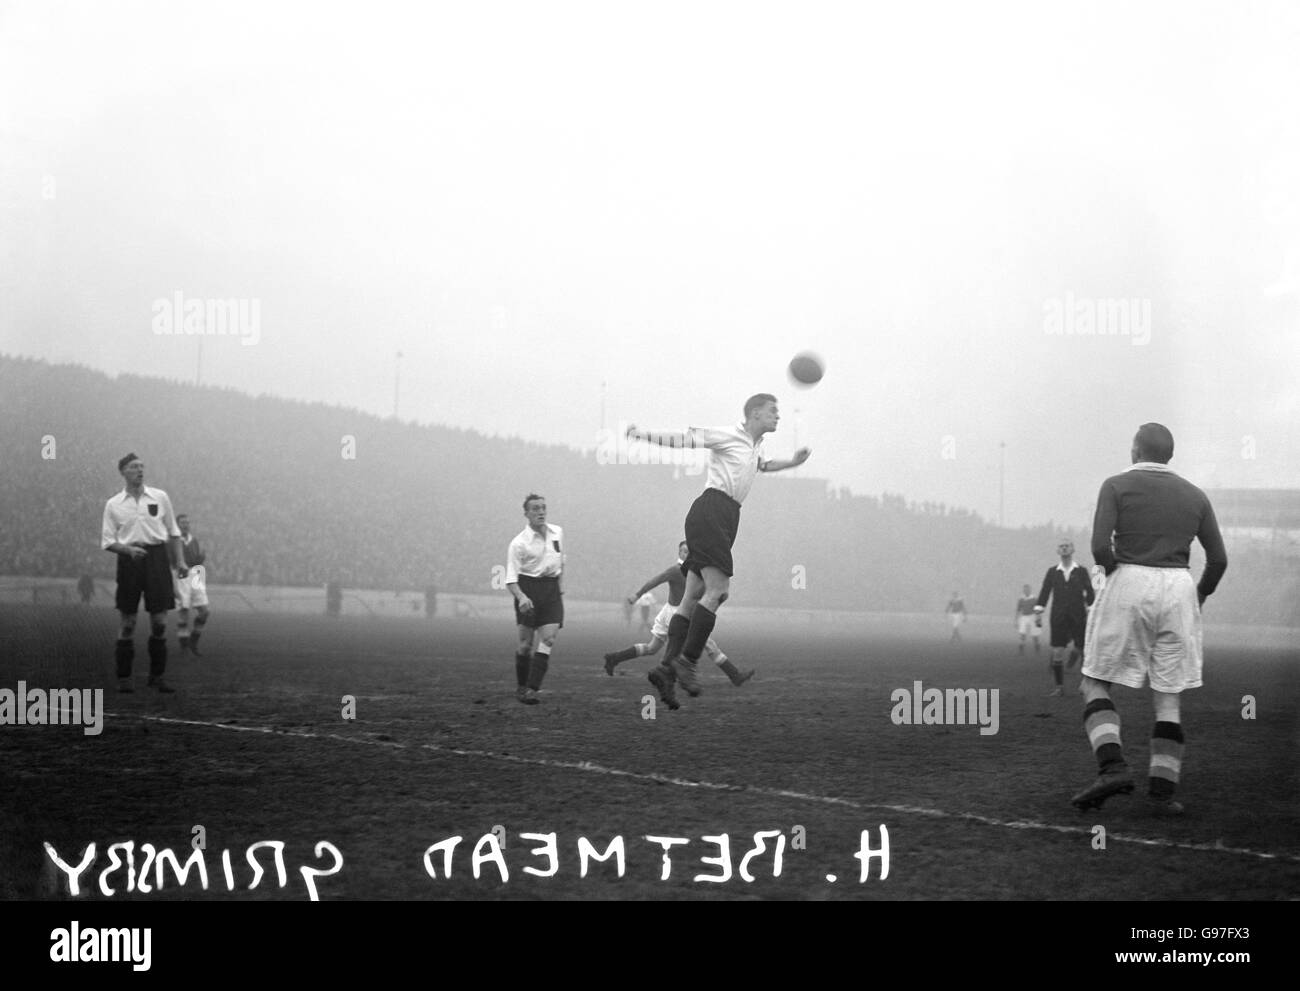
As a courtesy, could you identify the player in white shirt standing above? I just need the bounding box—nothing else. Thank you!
[504,494,565,705]
[101,453,188,693]
[625,393,809,709]
[174,514,210,656]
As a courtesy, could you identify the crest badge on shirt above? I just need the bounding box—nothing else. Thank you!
[148,503,159,517]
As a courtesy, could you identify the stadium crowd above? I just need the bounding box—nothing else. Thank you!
[1,355,1294,624]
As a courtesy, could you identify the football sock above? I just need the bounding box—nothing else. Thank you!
[1051,660,1064,686]
[527,646,551,691]
[608,645,640,664]
[147,635,168,679]
[1083,698,1125,772]
[115,638,134,678]
[661,613,690,667]
[514,648,531,687]
[1149,722,1184,799]
[680,606,717,663]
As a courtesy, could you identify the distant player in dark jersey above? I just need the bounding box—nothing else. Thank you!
[603,540,753,690]
[945,592,967,642]
[1015,584,1040,655]
[174,514,210,656]
[1034,540,1095,696]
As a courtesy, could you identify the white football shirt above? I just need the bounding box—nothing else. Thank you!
[686,423,767,505]
[505,523,565,583]
[101,486,181,549]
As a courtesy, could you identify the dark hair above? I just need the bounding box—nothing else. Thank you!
[743,393,778,419]
[177,513,189,522]
[118,452,140,472]
[1134,422,1174,463]
[522,493,545,511]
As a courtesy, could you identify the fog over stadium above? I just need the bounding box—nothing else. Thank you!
[2,0,1297,529]
[3,2,1300,923]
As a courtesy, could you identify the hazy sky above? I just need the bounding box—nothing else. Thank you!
[3,0,1297,527]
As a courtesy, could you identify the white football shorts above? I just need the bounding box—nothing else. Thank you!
[1082,564,1202,692]
[175,564,209,609]
[650,602,676,639]
[650,603,722,660]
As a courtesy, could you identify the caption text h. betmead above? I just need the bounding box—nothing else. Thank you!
[43,827,891,898]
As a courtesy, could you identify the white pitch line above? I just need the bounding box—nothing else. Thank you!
[108,711,1300,865]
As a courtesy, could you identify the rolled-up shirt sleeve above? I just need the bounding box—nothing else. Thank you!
[101,500,117,550]
[685,426,731,449]
[504,539,521,585]
[159,491,181,538]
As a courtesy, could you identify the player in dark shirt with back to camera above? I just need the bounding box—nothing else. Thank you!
[1070,423,1227,816]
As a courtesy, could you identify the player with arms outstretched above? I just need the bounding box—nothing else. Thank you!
[603,540,753,690]
[625,394,809,709]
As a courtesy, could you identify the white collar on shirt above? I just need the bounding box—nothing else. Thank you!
[734,422,762,446]
[522,523,559,541]
[115,485,159,503]
[1127,462,1175,473]
[1056,560,1080,575]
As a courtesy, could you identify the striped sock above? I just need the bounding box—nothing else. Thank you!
[1083,698,1125,772]
[1149,721,1185,799]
